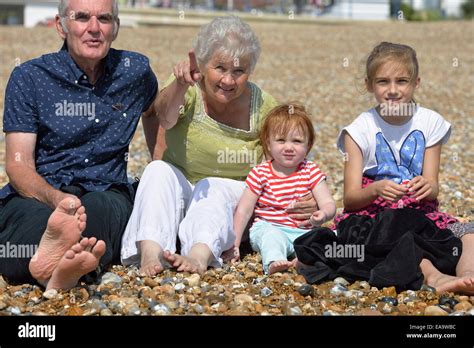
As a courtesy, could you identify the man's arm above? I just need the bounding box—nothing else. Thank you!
[5,132,76,209]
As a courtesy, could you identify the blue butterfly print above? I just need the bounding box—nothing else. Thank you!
[370,130,426,184]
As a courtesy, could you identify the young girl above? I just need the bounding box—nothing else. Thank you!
[232,104,336,275]
[337,42,474,294]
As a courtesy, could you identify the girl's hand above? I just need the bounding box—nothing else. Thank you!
[310,210,327,227]
[407,176,432,201]
[173,50,202,86]
[374,180,408,202]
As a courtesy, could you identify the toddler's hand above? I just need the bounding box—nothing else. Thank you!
[310,210,327,227]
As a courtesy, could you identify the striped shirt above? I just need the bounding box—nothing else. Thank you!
[246,160,326,228]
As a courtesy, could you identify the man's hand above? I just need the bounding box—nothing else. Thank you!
[286,193,317,227]
[50,191,80,209]
[173,50,202,87]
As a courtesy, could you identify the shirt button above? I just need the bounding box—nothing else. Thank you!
[123,113,127,117]
[84,159,89,163]
[95,119,100,123]
[75,80,78,84]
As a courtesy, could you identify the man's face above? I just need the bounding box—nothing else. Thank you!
[56,0,117,65]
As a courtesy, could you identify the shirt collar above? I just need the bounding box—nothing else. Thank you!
[59,41,114,84]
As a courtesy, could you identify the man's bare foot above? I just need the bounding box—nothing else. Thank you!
[427,274,474,295]
[29,197,86,284]
[139,240,165,277]
[163,250,206,274]
[268,260,294,275]
[45,237,106,291]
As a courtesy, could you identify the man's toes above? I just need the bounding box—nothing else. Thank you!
[64,249,76,259]
[79,238,90,248]
[92,240,106,258]
[71,243,83,253]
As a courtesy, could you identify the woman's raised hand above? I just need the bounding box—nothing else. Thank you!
[173,50,202,86]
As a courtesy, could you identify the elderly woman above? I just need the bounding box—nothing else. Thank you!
[121,16,315,276]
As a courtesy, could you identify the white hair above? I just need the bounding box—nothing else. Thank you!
[58,0,119,36]
[193,16,261,73]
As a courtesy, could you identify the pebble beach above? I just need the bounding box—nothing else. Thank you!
[0,20,473,317]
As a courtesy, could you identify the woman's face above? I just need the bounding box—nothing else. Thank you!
[201,51,251,105]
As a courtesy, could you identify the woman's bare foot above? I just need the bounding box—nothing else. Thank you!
[268,260,294,275]
[29,197,86,284]
[427,274,474,295]
[45,237,106,291]
[139,240,165,277]
[163,250,207,274]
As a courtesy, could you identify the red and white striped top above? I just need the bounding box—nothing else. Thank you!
[245,160,326,228]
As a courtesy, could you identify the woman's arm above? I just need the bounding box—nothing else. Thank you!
[155,51,202,130]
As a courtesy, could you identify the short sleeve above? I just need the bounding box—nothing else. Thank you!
[161,74,197,120]
[245,166,263,196]
[308,162,326,189]
[3,66,38,133]
[141,61,158,113]
[336,115,370,160]
[425,110,452,147]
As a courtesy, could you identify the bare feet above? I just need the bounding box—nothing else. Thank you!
[163,250,207,274]
[29,197,86,284]
[268,259,296,275]
[45,237,106,291]
[139,240,165,277]
[427,274,474,295]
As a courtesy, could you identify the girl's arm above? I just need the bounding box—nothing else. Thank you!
[343,133,407,211]
[408,143,441,201]
[309,181,336,226]
[233,188,259,248]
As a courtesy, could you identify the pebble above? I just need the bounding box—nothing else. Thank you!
[152,303,171,315]
[330,284,348,296]
[424,305,449,316]
[380,297,398,306]
[261,287,273,297]
[100,272,123,287]
[297,284,314,297]
[333,277,349,286]
[234,294,253,305]
[453,301,472,312]
[439,296,458,308]
[42,289,58,299]
[186,274,201,287]
[0,276,7,289]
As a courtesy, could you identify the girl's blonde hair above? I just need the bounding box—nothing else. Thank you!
[260,103,315,159]
[366,42,419,88]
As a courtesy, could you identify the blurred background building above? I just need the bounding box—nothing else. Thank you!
[0,0,471,26]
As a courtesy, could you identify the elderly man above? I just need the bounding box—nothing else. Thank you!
[0,0,159,290]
